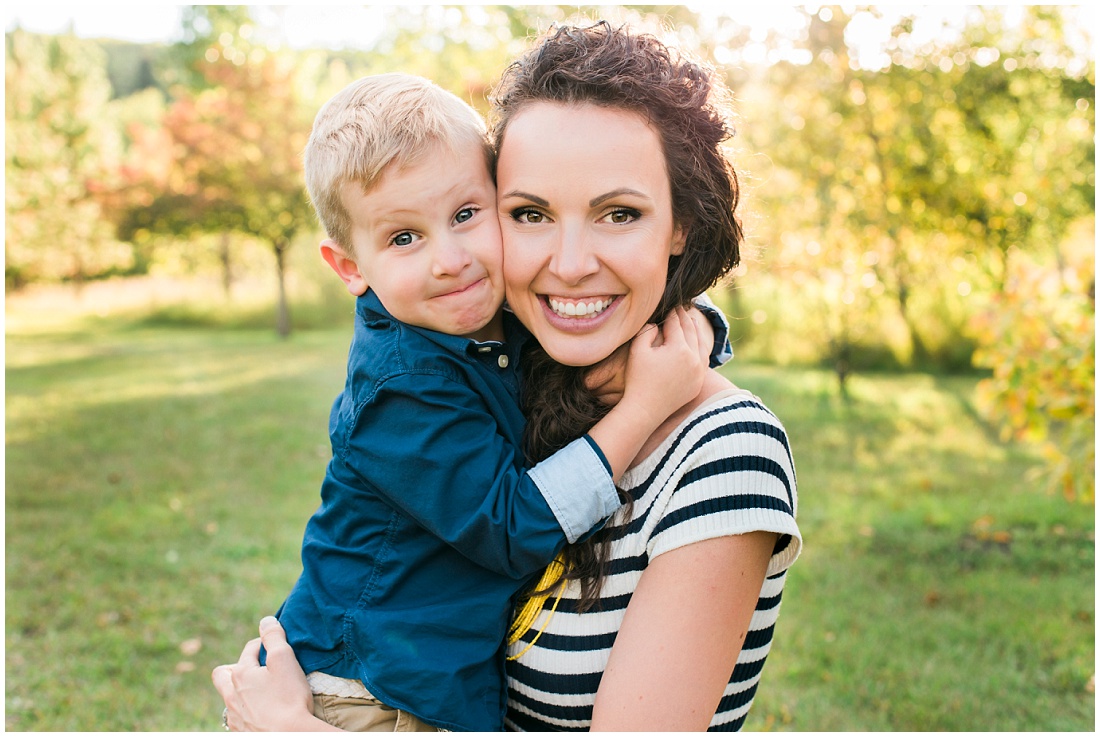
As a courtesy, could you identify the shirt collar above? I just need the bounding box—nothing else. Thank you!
[356,289,527,358]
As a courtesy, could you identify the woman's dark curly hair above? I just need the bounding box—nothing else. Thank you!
[490,21,743,609]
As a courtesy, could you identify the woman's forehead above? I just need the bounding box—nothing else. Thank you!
[497,102,667,189]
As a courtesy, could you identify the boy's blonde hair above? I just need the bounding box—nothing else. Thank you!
[304,73,491,251]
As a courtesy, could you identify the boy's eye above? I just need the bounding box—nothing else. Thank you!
[391,232,417,247]
[454,207,476,224]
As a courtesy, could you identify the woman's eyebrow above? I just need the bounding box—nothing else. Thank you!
[589,188,648,207]
[500,190,548,206]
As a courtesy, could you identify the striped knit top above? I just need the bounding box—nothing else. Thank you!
[504,388,801,732]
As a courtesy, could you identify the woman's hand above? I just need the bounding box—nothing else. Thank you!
[211,617,339,732]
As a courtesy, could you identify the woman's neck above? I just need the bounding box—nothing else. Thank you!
[631,370,735,468]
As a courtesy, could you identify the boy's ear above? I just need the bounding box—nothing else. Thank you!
[319,239,369,296]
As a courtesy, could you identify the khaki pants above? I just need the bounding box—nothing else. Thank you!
[312,692,440,732]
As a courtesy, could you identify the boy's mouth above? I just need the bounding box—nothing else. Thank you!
[439,276,488,298]
[546,296,616,319]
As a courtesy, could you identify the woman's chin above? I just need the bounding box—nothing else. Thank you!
[537,335,623,367]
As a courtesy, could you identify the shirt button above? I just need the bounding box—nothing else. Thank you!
[498,354,510,369]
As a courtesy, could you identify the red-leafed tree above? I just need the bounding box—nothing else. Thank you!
[121,7,314,336]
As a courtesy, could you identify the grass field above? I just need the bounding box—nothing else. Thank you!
[5,305,1095,731]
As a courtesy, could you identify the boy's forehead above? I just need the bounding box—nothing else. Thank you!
[365,136,482,182]
[341,141,495,216]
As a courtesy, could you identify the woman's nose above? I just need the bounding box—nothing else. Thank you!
[548,226,599,285]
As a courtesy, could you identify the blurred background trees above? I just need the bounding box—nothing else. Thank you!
[5,4,1094,497]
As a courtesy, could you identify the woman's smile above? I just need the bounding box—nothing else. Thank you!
[545,295,618,320]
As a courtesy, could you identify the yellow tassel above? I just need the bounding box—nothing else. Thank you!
[506,554,566,661]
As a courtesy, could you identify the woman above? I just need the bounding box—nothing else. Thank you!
[214,22,800,732]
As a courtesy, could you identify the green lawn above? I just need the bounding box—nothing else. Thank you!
[5,317,1094,731]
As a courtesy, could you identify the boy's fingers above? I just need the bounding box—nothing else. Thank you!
[678,307,699,344]
[259,615,283,637]
[660,309,685,345]
[634,322,660,347]
[684,308,708,361]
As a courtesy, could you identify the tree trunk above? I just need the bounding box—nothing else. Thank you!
[896,275,930,367]
[829,335,851,400]
[273,240,291,338]
[220,232,233,299]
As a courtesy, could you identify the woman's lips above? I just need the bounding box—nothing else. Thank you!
[547,296,614,318]
[540,295,620,329]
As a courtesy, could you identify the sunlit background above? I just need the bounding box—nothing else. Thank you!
[5,4,1095,731]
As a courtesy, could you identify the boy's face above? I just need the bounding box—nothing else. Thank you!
[330,139,505,342]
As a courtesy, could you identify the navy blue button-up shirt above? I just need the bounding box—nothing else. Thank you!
[273,291,621,731]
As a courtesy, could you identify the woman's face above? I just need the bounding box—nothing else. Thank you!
[497,102,686,367]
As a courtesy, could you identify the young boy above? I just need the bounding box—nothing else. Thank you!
[267,74,726,732]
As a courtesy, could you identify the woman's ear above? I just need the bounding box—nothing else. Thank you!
[319,239,369,296]
[670,222,689,256]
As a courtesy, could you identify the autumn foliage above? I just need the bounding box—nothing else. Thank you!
[971,231,1095,502]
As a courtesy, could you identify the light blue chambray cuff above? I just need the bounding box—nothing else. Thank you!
[528,437,621,544]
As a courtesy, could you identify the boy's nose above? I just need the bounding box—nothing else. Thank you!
[432,237,474,277]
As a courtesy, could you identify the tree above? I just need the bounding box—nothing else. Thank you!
[730,6,1093,387]
[5,29,133,288]
[123,10,314,336]
[740,7,909,391]
[971,224,1094,502]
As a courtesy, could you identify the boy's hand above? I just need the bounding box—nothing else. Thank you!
[622,306,710,425]
[586,306,714,407]
[687,303,717,362]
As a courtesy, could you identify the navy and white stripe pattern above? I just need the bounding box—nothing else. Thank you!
[505,389,801,732]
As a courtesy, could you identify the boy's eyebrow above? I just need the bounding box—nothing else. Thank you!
[499,190,548,207]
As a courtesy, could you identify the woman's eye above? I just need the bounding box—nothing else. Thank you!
[454,207,476,224]
[391,232,416,247]
[606,208,641,224]
[512,208,545,224]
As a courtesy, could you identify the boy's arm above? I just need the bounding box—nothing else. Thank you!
[345,373,616,579]
[344,311,708,579]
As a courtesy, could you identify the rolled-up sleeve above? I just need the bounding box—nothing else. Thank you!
[528,436,618,543]
[693,292,733,367]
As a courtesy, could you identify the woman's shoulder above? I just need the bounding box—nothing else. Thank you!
[630,382,801,572]
[623,379,797,512]
[636,383,791,469]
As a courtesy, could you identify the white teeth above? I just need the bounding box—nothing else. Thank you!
[548,298,612,318]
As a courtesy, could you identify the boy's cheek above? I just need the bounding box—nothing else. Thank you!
[481,219,506,270]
